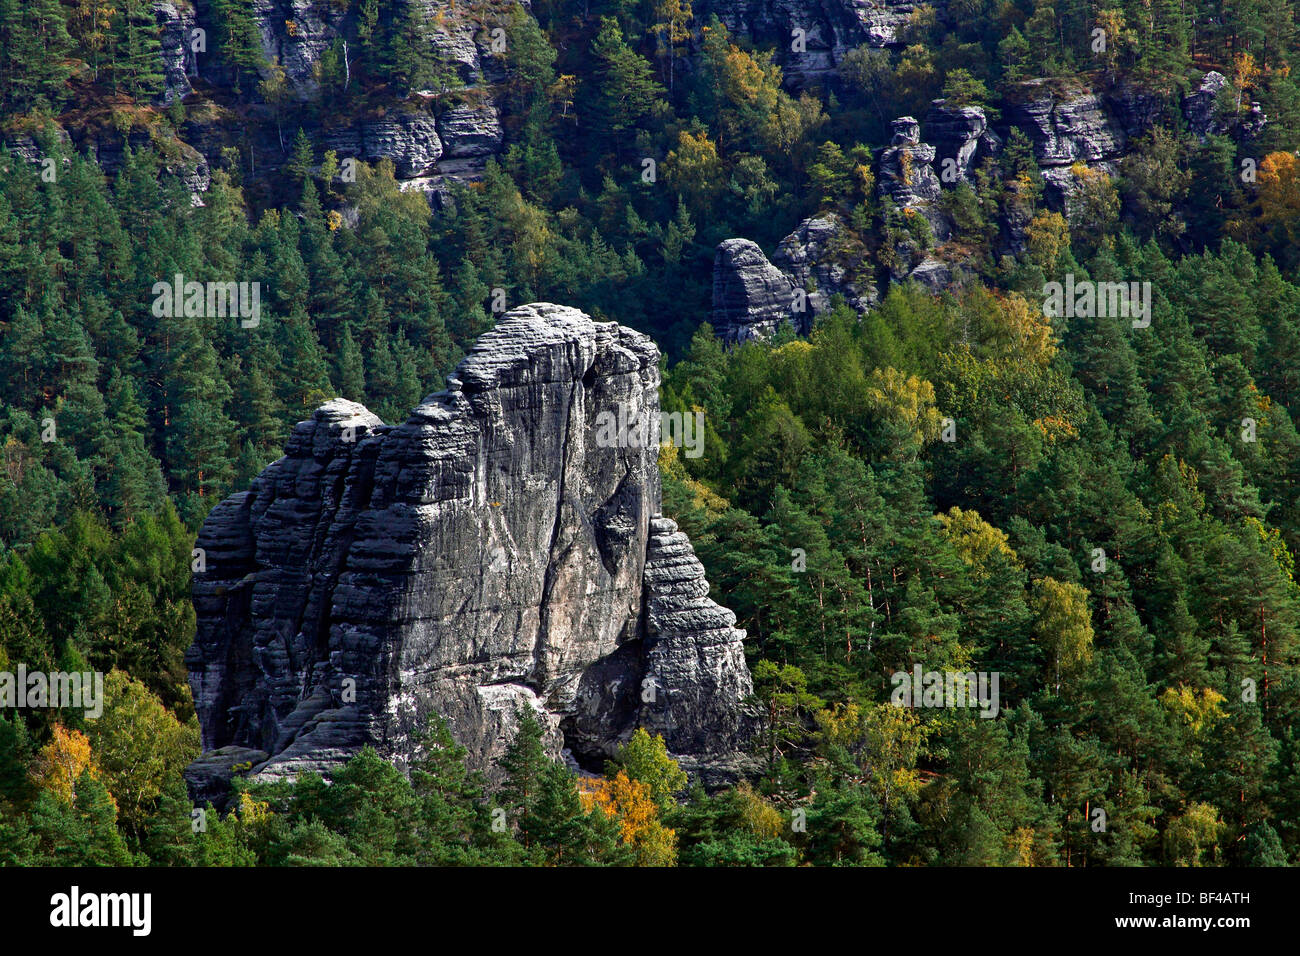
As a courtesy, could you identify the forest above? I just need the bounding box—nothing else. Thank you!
[1,0,1300,866]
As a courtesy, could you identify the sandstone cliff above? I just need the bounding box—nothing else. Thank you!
[185,304,758,803]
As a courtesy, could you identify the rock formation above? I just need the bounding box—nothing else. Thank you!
[141,0,516,203]
[924,100,1001,187]
[711,213,882,340]
[153,1,197,106]
[185,304,758,804]
[711,238,804,341]
[773,215,876,315]
[1183,71,1266,141]
[877,116,946,236]
[1002,81,1126,215]
[322,108,444,179]
[696,0,949,86]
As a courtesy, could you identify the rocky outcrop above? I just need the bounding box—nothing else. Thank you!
[1183,71,1266,141]
[878,116,948,239]
[323,108,444,178]
[711,214,877,339]
[773,214,876,315]
[907,255,975,292]
[153,1,197,106]
[186,304,757,804]
[637,517,755,779]
[712,239,804,341]
[1002,80,1125,214]
[6,122,210,204]
[924,100,1001,186]
[437,103,504,158]
[696,0,946,86]
[1184,71,1227,138]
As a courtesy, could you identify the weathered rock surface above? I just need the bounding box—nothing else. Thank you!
[711,238,804,341]
[697,0,947,85]
[323,108,444,178]
[637,517,757,779]
[153,1,197,106]
[186,304,757,804]
[437,103,504,158]
[7,123,209,205]
[1002,81,1126,214]
[924,100,1001,186]
[1183,70,1266,141]
[1183,71,1231,139]
[711,213,877,339]
[773,214,876,315]
[907,254,975,292]
[878,116,949,240]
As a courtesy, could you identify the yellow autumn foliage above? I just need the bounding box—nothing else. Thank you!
[32,725,102,806]
[582,770,677,866]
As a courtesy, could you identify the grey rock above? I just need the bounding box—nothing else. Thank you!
[437,104,504,158]
[878,116,948,240]
[697,0,947,86]
[138,0,515,197]
[1183,71,1266,141]
[1003,81,1125,213]
[772,214,876,315]
[1106,82,1165,138]
[1006,81,1125,167]
[639,517,759,784]
[186,305,756,802]
[711,239,804,342]
[17,123,209,204]
[924,99,1001,185]
[323,109,444,178]
[908,255,974,292]
[243,0,350,101]
[1183,71,1230,139]
[152,1,196,106]
[185,746,269,809]
[2,127,72,167]
[363,110,443,176]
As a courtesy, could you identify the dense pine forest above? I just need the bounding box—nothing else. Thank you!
[2,0,1300,867]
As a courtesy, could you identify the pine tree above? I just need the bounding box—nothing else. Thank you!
[112,0,164,99]
[0,0,73,113]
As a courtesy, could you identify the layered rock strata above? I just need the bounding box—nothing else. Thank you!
[186,303,757,803]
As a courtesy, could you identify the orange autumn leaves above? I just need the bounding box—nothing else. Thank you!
[580,770,676,865]
[578,728,685,866]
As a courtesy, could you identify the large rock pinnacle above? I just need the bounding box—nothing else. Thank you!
[185,304,757,803]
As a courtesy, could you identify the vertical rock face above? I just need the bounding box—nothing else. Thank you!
[924,100,1001,186]
[696,0,949,86]
[877,116,945,234]
[711,238,804,341]
[1002,80,1126,214]
[1183,71,1266,141]
[639,518,756,778]
[186,304,757,802]
[322,108,445,178]
[152,1,197,106]
[710,217,875,342]
[772,215,876,315]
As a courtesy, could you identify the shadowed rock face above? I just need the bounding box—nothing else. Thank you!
[186,304,757,803]
[712,238,803,342]
[696,0,948,86]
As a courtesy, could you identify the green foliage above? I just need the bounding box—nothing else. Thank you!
[0,0,1299,871]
